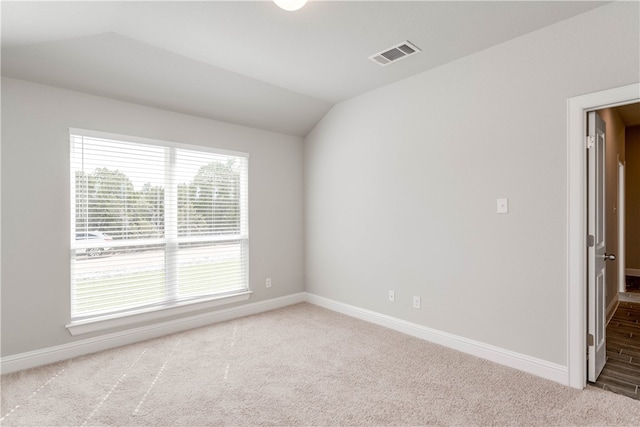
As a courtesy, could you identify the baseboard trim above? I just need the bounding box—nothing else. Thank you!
[606,296,619,325]
[1,291,569,385]
[305,293,568,386]
[1,293,306,374]
[626,268,640,277]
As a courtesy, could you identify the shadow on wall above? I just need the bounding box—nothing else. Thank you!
[626,125,640,284]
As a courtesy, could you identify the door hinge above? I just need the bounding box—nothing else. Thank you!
[588,235,595,247]
[586,135,595,149]
[588,333,594,346]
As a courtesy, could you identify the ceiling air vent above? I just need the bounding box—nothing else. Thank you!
[369,41,421,66]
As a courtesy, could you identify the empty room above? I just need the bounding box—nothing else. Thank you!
[2,1,640,425]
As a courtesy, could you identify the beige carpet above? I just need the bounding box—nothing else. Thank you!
[2,303,640,426]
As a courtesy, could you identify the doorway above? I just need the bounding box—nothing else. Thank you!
[567,83,640,390]
[616,107,640,297]
[589,103,640,318]
[588,103,640,397]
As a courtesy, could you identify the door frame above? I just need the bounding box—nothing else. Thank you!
[567,83,639,389]
[619,160,626,293]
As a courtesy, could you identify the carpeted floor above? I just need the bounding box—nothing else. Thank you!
[2,303,640,426]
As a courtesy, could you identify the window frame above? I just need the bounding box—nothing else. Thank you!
[67,128,251,335]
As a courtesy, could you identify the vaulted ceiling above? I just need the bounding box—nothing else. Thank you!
[1,1,609,137]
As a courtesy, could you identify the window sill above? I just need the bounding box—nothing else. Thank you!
[66,291,253,336]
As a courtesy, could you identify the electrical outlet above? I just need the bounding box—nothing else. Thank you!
[388,290,395,302]
[266,278,272,288]
[413,296,421,309]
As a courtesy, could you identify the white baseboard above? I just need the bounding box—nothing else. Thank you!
[626,268,640,277]
[606,297,619,325]
[1,291,569,386]
[1,293,306,374]
[305,293,568,386]
[619,292,640,303]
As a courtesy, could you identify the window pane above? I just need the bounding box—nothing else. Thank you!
[176,149,243,238]
[176,241,246,299]
[72,136,166,240]
[72,244,166,317]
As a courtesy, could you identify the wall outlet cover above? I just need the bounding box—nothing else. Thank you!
[413,296,421,309]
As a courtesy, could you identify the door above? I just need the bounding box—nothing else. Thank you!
[587,111,609,382]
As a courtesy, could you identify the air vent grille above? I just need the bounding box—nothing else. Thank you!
[369,41,421,66]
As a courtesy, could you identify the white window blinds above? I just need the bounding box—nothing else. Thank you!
[70,130,249,321]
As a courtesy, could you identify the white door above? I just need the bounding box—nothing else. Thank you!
[587,111,612,382]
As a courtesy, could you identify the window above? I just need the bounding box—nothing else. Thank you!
[70,129,249,327]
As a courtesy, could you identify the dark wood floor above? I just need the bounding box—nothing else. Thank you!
[627,275,640,292]
[594,301,640,399]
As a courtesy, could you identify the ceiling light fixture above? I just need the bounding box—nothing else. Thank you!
[273,0,308,12]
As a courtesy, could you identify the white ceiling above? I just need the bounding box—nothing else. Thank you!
[1,1,610,136]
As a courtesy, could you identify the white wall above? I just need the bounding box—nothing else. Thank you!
[304,1,639,366]
[1,77,304,356]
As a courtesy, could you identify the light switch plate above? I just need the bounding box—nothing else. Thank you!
[497,198,509,214]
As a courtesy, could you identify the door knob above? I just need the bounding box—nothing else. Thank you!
[604,253,616,261]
